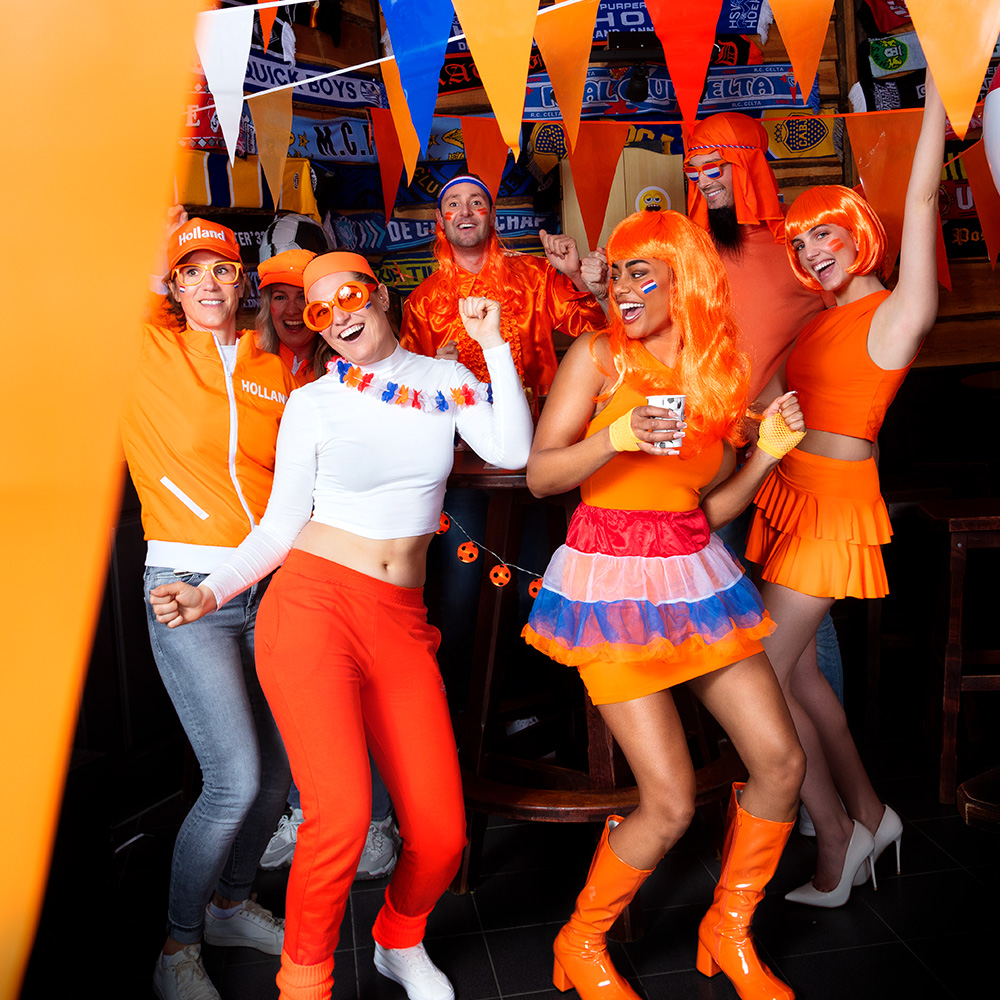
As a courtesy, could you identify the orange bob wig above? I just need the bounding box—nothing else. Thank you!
[784,185,887,290]
[600,210,750,451]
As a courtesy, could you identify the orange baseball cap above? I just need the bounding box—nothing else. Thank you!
[167,218,242,270]
[303,251,378,298]
[257,248,317,289]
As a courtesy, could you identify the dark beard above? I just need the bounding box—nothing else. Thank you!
[707,206,745,257]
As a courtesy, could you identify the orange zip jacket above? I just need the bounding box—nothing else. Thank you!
[121,323,297,561]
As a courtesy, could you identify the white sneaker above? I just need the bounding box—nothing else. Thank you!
[203,899,284,954]
[153,944,221,1000]
[260,807,304,869]
[374,942,454,1000]
[356,815,400,880]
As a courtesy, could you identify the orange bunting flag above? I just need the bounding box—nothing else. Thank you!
[767,0,835,106]
[248,85,293,209]
[532,0,601,153]
[459,116,510,203]
[905,0,1000,140]
[645,0,722,123]
[847,109,923,278]
[567,121,631,251]
[259,4,278,53]
[962,140,1000,268]
[381,58,422,185]
[370,107,405,222]
[451,0,539,158]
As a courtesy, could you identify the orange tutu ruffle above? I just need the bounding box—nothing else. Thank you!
[745,449,892,599]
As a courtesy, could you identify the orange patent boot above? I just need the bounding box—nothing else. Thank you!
[552,816,654,1000]
[275,950,334,1000]
[696,784,795,1000]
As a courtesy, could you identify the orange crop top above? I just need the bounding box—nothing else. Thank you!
[785,290,913,442]
[583,376,724,513]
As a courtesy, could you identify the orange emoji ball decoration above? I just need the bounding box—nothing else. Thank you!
[490,564,511,587]
[457,541,479,563]
[437,512,450,534]
[528,578,543,598]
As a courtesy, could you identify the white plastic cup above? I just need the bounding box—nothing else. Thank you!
[645,394,685,449]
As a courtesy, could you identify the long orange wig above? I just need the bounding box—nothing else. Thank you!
[784,185,887,290]
[599,210,750,451]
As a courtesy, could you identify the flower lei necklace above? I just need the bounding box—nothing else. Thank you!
[327,357,493,412]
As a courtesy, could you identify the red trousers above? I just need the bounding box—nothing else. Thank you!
[255,550,467,966]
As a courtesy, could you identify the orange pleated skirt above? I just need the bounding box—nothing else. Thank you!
[745,449,892,599]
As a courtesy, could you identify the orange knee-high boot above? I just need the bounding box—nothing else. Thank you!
[696,783,795,1000]
[552,816,654,1000]
[275,950,334,1000]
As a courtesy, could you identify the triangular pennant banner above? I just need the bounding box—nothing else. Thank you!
[194,5,254,165]
[381,0,454,159]
[846,109,924,279]
[767,0,835,106]
[381,58,422,185]
[645,0,722,123]
[532,0,601,153]
[905,0,1000,140]
[566,121,631,251]
[451,0,539,159]
[963,140,1000,269]
[248,86,293,210]
[370,107,405,223]
[459,116,510,203]
[259,5,278,53]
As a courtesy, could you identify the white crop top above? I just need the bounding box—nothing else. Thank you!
[203,341,533,607]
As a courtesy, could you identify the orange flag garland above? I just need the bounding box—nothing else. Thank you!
[567,121,631,251]
[962,140,1000,268]
[451,0,539,159]
[459,116,511,204]
[645,0,722,124]
[767,0,835,107]
[905,0,1000,140]
[248,85,293,209]
[370,107,406,223]
[532,0,601,153]
[381,58,422,186]
[259,4,277,53]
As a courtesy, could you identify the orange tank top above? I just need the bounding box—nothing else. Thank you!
[582,376,724,513]
[786,290,913,441]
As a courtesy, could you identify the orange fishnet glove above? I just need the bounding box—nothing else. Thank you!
[757,412,806,459]
[608,408,641,452]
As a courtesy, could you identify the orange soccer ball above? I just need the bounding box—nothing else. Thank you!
[490,564,511,587]
[437,512,450,534]
[457,541,479,563]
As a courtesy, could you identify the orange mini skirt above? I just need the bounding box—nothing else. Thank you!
[746,449,892,599]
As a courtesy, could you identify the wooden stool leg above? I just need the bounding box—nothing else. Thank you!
[939,532,967,804]
[451,811,488,894]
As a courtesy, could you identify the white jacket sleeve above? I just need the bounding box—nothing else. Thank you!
[455,343,533,470]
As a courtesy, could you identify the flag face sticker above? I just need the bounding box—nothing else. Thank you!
[640,279,658,294]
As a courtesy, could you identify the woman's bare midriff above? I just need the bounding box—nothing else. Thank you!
[292,520,434,589]
[796,427,873,462]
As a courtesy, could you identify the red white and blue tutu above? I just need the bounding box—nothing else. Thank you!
[522,503,775,705]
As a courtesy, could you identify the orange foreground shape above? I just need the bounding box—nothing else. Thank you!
[0,3,199,998]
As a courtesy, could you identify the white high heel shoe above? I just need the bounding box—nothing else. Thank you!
[784,820,875,908]
[853,804,903,887]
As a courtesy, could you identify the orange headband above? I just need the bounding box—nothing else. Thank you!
[303,251,377,298]
[685,113,785,241]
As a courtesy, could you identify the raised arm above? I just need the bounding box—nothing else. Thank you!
[868,70,946,369]
[525,335,684,498]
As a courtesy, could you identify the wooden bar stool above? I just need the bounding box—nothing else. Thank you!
[918,499,1000,804]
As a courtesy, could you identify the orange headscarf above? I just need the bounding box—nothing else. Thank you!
[685,113,785,241]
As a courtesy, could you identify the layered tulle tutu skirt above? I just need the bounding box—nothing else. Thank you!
[746,449,891,599]
[522,503,775,705]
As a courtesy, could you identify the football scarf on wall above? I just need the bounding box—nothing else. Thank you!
[242,49,387,110]
[762,108,837,158]
[868,32,926,79]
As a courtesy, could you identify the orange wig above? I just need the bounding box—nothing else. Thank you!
[784,185,887,290]
[600,210,750,451]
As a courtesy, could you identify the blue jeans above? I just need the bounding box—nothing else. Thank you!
[144,567,291,943]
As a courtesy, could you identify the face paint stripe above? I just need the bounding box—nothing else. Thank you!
[640,280,658,294]
[828,238,845,252]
